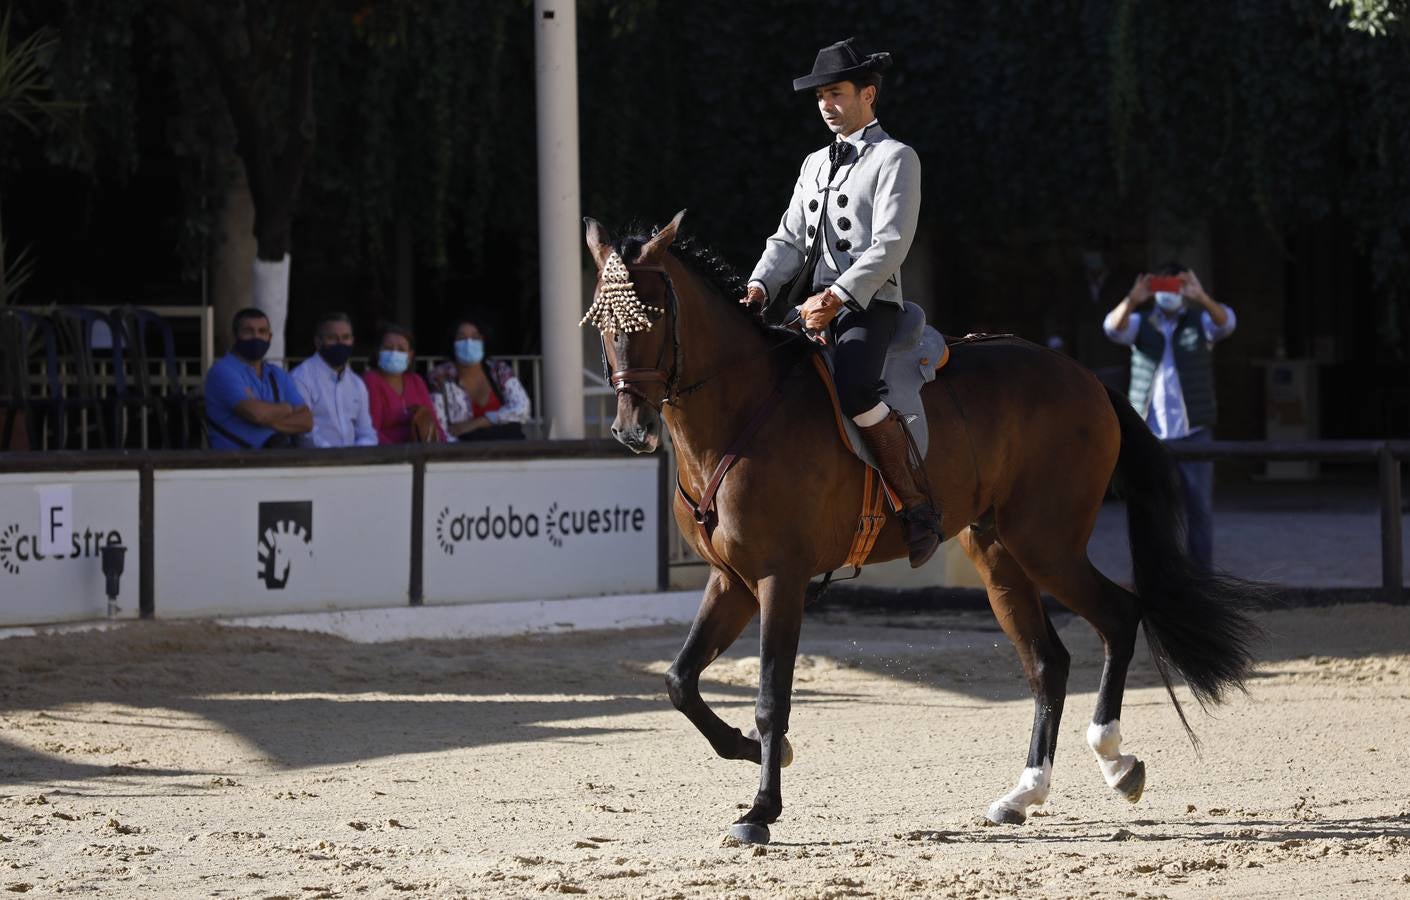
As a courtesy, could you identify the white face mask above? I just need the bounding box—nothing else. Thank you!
[1154,291,1184,313]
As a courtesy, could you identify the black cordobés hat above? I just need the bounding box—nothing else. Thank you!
[792,37,892,92]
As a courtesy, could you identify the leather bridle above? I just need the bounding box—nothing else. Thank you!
[600,262,682,412]
[599,259,806,412]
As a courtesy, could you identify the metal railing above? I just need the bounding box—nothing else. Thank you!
[18,352,628,449]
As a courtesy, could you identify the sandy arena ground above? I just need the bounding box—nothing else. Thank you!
[1,602,1408,898]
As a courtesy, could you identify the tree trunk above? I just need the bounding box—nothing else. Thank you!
[210,160,257,356]
[163,0,319,364]
[252,253,291,362]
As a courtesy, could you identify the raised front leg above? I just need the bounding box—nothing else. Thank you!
[664,569,759,761]
[728,573,806,845]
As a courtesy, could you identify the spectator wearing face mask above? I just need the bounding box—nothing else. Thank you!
[204,307,312,449]
[429,317,531,441]
[362,323,445,444]
[291,312,377,448]
[1103,262,1236,570]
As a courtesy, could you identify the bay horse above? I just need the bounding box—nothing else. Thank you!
[583,212,1262,845]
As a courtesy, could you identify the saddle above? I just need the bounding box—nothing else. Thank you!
[812,301,948,467]
[806,301,949,571]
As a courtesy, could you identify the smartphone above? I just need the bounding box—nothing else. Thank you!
[1148,276,1183,293]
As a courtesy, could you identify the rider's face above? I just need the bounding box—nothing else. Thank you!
[815,81,874,137]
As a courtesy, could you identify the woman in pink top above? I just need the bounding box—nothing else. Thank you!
[362,324,446,444]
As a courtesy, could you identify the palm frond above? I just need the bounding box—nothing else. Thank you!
[0,8,80,136]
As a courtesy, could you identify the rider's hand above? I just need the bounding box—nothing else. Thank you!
[801,288,843,332]
[1179,269,1206,302]
[1127,274,1152,306]
[739,284,766,309]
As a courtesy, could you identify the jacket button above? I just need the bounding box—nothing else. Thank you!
[836,239,852,251]
[807,225,816,238]
[838,217,851,230]
[837,194,848,207]
[809,199,818,212]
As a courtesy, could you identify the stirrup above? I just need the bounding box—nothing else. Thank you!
[902,504,941,534]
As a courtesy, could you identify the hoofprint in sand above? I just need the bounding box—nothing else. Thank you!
[0,603,1406,898]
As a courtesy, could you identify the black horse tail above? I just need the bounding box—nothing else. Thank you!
[1105,386,1266,745]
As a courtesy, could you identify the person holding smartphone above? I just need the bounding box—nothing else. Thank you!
[1103,262,1237,569]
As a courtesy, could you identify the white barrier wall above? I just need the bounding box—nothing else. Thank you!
[153,465,413,617]
[0,471,140,625]
[424,458,658,604]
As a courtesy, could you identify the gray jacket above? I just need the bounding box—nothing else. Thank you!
[749,121,920,310]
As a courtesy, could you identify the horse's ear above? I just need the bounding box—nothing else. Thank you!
[583,217,613,269]
[639,209,687,261]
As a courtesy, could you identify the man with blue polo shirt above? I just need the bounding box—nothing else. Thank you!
[204,307,313,449]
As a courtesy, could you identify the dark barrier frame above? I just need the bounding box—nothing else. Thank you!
[1165,439,1410,604]
[0,440,669,620]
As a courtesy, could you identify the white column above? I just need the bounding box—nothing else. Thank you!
[535,0,585,439]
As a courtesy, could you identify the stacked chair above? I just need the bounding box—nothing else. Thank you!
[0,308,67,451]
[1,305,202,451]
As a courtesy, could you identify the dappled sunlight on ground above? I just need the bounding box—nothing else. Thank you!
[0,604,1407,896]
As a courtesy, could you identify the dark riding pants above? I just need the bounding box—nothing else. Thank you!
[832,301,900,418]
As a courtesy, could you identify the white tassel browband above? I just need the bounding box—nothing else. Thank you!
[580,251,663,335]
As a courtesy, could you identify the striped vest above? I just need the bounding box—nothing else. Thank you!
[1128,309,1216,429]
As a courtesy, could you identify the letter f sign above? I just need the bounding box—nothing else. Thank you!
[38,484,73,556]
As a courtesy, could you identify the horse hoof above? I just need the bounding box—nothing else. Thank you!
[1115,760,1145,803]
[745,729,794,768]
[727,822,771,845]
[984,803,1027,826]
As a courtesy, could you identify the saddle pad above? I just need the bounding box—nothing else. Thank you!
[818,301,947,469]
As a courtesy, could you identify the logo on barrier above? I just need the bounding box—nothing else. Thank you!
[257,501,313,590]
[434,501,646,555]
[0,521,128,576]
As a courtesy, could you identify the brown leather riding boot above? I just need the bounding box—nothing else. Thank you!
[859,411,942,568]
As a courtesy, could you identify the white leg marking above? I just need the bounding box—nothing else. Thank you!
[987,758,1052,820]
[1087,720,1138,788]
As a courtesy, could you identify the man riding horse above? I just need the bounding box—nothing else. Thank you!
[741,37,941,568]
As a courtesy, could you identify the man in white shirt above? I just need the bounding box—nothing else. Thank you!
[1103,262,1236,569]
[291,312,378,449]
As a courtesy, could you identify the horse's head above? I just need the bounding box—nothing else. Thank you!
[583,211,685,454]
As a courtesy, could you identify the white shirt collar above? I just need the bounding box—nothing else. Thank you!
[837,119,879,148]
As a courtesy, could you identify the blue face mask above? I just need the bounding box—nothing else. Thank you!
[454,338,485,365]
[1154,291,1184,313]
[378,349,409,375]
